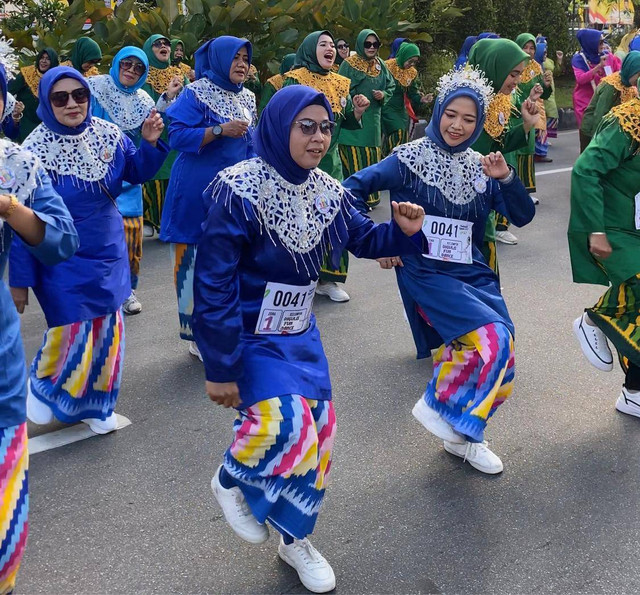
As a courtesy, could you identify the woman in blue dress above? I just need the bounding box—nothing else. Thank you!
[344,66,536,474]
[192,85,425,593]
[10,66,167,435]
[161,36,257,359]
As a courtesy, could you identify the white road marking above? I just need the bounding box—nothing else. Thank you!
[29,414,132,454]
[536,166,573,177]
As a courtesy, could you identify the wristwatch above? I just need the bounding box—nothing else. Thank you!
[212,125,223,138]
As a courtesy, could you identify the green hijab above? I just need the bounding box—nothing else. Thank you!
[355,29,380,59]
[620,50,640,86]
[468,38,529,92]
[143,34,171,69]
[171,38,185,65]
[280,53,296,76]
[36,47,59,73]
[294,30,333,75]
[395,42,420,67]
[515,33,537,51]
[70,38,102,72]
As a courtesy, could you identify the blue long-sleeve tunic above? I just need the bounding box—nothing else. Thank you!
[1,170,78,427]
[343,151,535,358]
[192,165,421,409]
[10,129,167,327]
[160,83,256,244]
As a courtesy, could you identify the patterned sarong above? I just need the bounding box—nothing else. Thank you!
[383,129,409,157]
[123,215,143,290]
[142,179,168,231]
[224,395,336,539]
[339,145,382,208]
[171,243,196,341]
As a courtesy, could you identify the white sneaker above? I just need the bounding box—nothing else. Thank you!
[26,381,53,425]
[82,412,118,434]
[143,223,155,238]
[495,230,518,245]
[210,466,269,544]
[444,440,503,474]
[616,387,640,418]
[412,397,466,444]
[573,313,613,372]
[531,195,540,205]
[316,281,350,302]
[278,537,336,593]
[122,291,142,315]
[189,341,203,362]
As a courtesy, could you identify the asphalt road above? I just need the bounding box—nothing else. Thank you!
[16,130,640,594]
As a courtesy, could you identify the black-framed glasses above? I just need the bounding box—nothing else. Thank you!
[49,87,90,108]
[152,39,170,48]
[119,59,146,75]
[337,43,349,50]
[293,119,336,137]
[363,41,381,49]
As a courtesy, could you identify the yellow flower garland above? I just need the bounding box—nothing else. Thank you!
[284,68,351,115]
[385,59,417,88]
[21,65,41,97]
[608,97,640,144]
[266,73,284,91]
[345,54,383,77]
[600,72,639,103]
[520,59,542,84]
[484,92,516,140]
[146,65,185,94]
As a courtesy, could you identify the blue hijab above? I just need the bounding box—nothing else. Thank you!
[477,32,499,40]
[0,65,7,109]
[390,38,409,59]
[534,41,547,66]
[193,36,251,93]
[455,36,477,68]
[629,36,640,52]
[109,46,149,93]
[37,66,92,136]
[254,85,333,184]
[425,85,486,154]
[576,28,602,64]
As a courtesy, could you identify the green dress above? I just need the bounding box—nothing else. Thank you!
[568,98,640,367]
[258,53,296,114]
[542,57,559,120]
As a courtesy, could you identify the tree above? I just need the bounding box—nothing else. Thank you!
[529,0,571,57]
[493,0,530,40]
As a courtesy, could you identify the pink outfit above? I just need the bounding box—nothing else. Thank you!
[572,54,622,126]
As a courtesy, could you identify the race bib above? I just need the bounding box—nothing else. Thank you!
[604,65,613,76]
[255,281,317,335]
[635,192,640,230]
[421,215,473,264]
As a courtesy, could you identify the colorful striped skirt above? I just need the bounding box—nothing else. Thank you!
[383,129,409,157]
[29,311,125,423]
[320,250,349,284]
[224,395,336,539]
[535,126,549,157]
[142,179,168,231]
[588,273,640,370]
[516,154,536,193]
[123,215,143,290]
[0,423,28,595]
[546,116,558,139]
[339,145,382,208]
[171,243,196,341]
[421,322,515,443]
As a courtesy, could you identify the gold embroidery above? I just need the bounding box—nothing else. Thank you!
[600,72,639,103]
[266,73,283,91]
[385,59,417,88]
[21,65,41,97]
[285,68,351,115]
[248,64,258,78]
[345,54,383,77]
[484,93,517,140]
[83,66,100,78]
[608,98,640,144]
[519,59,542,84]
[146,65,185,94]
[178,62,192,77]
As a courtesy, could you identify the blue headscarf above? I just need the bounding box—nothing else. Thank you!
[0,65,7,109]
[455,36,477,69]
[109,46,149,93]
[477,32,499,40]
[193,36,251,93]
[629,36,640,52]
[389,38,409,59]
[425,84,486,154]
[576,28,602,64]
[37,66,92,136]
[534,41,547,66]
[254,85,333,184]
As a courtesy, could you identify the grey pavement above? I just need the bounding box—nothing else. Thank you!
[16,130,639,594]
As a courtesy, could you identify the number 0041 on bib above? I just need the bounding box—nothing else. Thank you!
[255,281,317,335]
[421,214,473,264]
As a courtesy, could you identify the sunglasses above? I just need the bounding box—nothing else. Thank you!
[293,119,336,137]
[152,39,170,48]
[337,43,349,50]
[363,41,381,49]
[49,87,90,108]
[120,60,146,75]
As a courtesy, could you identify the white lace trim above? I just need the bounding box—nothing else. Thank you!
[393,138,488,206]
[3,92,15,121]
[188,78,256,124]
[23,118,124,183]
[88,75,155,132]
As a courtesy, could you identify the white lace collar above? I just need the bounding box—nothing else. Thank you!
[188,78,256,125]
[23,117,124,183]
[88,75,155,132]
[214,157,347,271]
[0,138,41,230]
[3,92,15,121]
[394,137,488,206]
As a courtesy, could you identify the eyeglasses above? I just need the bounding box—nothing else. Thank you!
[363,41,381,49]
[152,39,170,48]
[49,87,90,108]
[119,60,146,75]
[293,119,336,137]
[337,43,349,50]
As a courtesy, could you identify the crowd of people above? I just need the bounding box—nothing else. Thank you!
[0,22,639,594]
